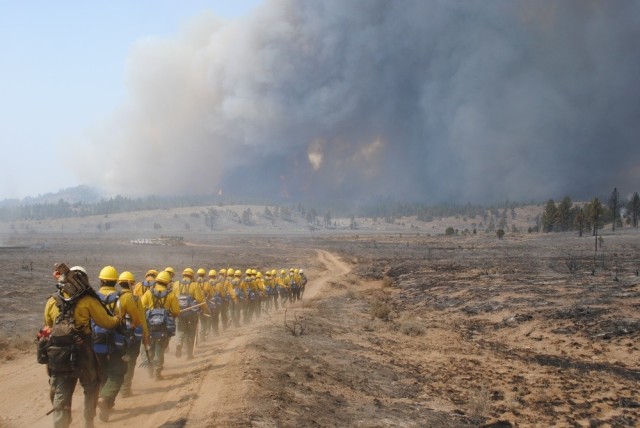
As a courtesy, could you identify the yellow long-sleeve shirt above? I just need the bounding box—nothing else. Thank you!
[194,277,212,312]
[276,276,288,290]
[119,288,148,337]
[44,291,120,335]
[252,277,266,297]
[214,277,237,302]
[195,277,212,297]
[133,279,155,297]
[231,278,244,299]
[141,285,180,318]
[176,279,205,304]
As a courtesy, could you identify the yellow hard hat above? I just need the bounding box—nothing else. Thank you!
[251,269,257,275]
[280,269,286,275]
[118,271,135,283]
[256,272,262,278]
[294,269,299,274]
[208,269,217,277]
[234,269,241,277]
[99,266,118,281]
[289,268,294,272]
[219,268,226,275]
[165,267,175,274]
[265,271,271,276]
[227,268,235,276]
[271,270,277,276]
[183,267,194,277]
[156,271,172,285]
[245,268,252,275]
[145,269,158,278]
[197,268,206,276]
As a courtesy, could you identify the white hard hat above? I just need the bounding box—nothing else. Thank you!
[299,269,304,274]
[70,266,88,275]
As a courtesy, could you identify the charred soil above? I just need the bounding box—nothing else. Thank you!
[0,229,639,427]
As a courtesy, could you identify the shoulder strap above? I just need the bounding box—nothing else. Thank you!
[53,291,76,324]
[151,288,168,309]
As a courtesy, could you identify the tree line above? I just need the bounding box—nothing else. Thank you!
[2,189,638,232]
[540,189,640,236]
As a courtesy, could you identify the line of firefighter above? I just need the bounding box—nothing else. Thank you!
[133,266,307,338]
[41,264,307,428]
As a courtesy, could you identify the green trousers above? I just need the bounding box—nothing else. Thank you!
[96,349,127,408]
[122,339,141,393]
[148,336,169,374]
[49,341,99,428]
[177,314,198,358]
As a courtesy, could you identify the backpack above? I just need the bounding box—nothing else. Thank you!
[141,280,154,293]
[123,294,143,341]
[42,292,82,373]
[146,288,176,338]
[233,279,245,301]
[92,291,126,354]
[177,281,198,318]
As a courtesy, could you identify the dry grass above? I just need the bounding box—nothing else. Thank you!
[394,312,427,336]
[399,319,426,336]
[0,336,33,361]
[467,385,491,425]
[370,299,391,320]
[381,276,394,289]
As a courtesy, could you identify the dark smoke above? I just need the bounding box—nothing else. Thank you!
[78,0,640,204]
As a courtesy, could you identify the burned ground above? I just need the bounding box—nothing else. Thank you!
[0,227,639,427]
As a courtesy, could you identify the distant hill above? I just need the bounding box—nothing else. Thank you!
[0,185,103,207]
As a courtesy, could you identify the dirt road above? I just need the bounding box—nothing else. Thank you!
[0,249,347,428]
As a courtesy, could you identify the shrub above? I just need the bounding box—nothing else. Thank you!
[370,299,391,320]
[400,320,426,336]
[445,227,455,236]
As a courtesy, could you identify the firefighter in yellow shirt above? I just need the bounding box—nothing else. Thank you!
[164,266,178,293]
[291,268,302,302]
[118,271,148,398]
[263,270,274,312]
[277,269,290,307]
[229,269,243,327]
[242,269,254,324]
[206,270,222,336]
[175,268,205,359]
[141,271,180,379]
[93,266,150,422]
[194,268,212,341]
[253,271,266,318]
[133,269,157,298]
[215,268,236,330]
[43,265,121,428]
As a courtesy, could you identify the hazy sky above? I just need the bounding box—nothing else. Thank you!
[0,1,261,200]
[2,1,639,204]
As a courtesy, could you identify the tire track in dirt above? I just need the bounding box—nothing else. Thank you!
[0,249,349,428]
[303,249,351,300]
[185,248,351,426]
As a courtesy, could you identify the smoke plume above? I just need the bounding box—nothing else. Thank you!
[77,0,640,204]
